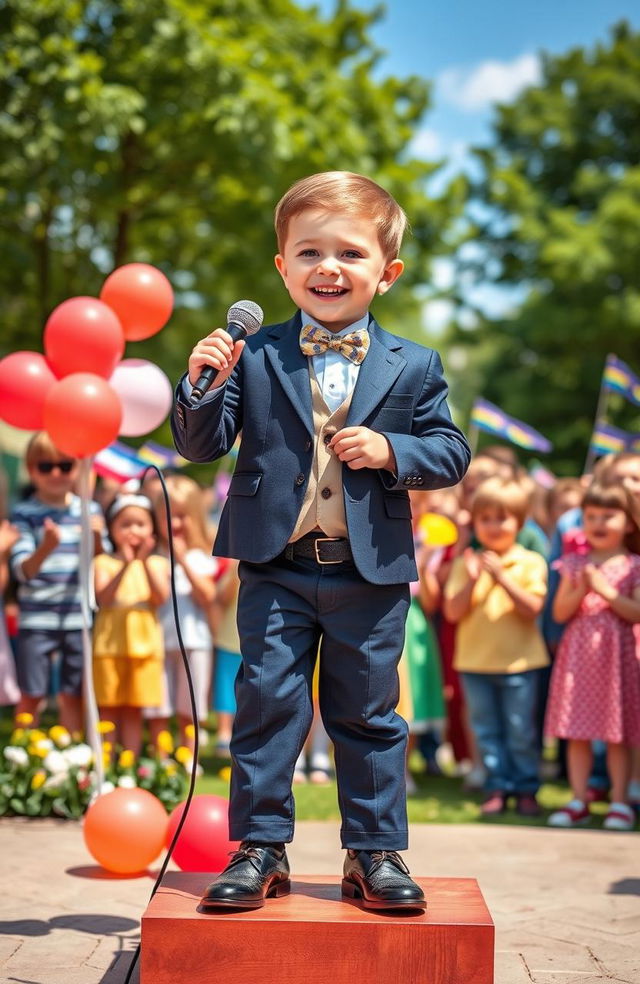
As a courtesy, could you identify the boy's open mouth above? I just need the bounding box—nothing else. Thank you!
[310,286,348,297]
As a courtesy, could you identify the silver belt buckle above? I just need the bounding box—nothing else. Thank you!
[314,537,342,565]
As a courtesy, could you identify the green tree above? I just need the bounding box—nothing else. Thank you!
[0,0,454,395]
[448,21,640,473]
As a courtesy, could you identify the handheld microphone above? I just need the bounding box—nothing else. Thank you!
[190,299,264,403]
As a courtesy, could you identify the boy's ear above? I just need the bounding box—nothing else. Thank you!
[274,254,287,281]
[376,258,404,295]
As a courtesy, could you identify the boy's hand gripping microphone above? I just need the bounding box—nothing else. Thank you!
[190,299,264,403]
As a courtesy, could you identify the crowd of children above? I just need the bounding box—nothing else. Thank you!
[1,431,640,830]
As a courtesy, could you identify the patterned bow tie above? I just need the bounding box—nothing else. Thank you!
[299,324,370,365]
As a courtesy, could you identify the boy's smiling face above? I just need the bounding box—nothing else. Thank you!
[274,209,403,333]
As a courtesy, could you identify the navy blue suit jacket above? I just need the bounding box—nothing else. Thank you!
[171,312,470,584]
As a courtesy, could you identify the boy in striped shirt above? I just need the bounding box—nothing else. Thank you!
[10,433,106,732]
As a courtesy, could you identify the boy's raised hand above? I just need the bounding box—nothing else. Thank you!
[463,547,481,582]
[0,519,19,555]
[188,329,245,390]
[330,426,396,472]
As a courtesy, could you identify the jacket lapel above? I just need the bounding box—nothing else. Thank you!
[345,318,406,426]
[264,314,314,438]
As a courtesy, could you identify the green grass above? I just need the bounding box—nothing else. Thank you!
[1,707,611,827]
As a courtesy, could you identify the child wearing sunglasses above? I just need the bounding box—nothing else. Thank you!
[9,432,107,732]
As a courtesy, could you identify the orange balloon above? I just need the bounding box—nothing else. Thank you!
[83,788,168,874]
[44,373,122,458]
[100,263,174,341]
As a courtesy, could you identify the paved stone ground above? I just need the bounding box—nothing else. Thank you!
[0,817,637,984]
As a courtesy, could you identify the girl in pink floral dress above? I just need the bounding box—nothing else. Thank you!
[546,482,640,831]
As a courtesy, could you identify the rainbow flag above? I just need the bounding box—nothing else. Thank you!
[137,441,187,469]
[470,399,553,453]
[602,355,640,405]
[589,422,640,457]
[93,441,147,483]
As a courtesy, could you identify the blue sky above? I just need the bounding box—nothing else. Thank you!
[307,2,638,327]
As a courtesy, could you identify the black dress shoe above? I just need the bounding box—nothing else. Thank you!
[200,842,290,910]
[342,850,426,911]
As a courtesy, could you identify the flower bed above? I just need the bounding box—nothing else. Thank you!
[0,715,191,818]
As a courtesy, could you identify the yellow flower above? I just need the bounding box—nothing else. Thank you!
[15,712,34,726]
[28,729,47,742]
[10,728,25,744]
[48,725,71,748]
[174,746,192,766]
[31,771,46,790]
[157,730,174,755]
[184,724,195,740]
[28,743,49,758]
[103,741,113,753]
[118,749,135,769]
[164,763,177,777]
[98,721,116,735]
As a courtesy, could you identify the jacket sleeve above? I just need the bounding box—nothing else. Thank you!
[380,349,470,491]
[170,365,244,464]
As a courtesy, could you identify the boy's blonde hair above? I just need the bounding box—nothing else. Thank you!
[274,171,407,259]
[153,474,212,552]
[25,431,74,468]
[471,477,530,529]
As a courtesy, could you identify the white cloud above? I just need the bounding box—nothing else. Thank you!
[408,127,443,159]
[438,52,541,111]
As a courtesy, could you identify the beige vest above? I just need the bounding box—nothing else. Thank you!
[290,373,351,541]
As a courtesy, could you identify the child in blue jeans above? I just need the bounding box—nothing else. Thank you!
[443,476,549,816]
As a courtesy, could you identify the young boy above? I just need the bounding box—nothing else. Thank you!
[172,171,470,912]
[443,477,549,816]
[10,432,106,733]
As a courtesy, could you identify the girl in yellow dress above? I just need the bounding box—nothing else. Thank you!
[93,494,170,754]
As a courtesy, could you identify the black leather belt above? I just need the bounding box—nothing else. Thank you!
[284,535,352,565]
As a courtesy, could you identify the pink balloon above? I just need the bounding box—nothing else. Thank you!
[0,351,57,430]
[44,297,125,379]
[100,264,174,341]
[109,358,173,437]
[44,373,122,458]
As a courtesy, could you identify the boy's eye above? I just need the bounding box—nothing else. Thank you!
[343,250,362,259]
[299,249,318,257]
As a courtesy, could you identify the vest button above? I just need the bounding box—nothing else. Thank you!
[295,473,305,486]
[321,487,332,499]
[323,433,332,446]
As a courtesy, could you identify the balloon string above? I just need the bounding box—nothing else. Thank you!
[78,456,104,797]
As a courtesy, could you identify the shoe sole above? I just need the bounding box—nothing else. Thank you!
[199,877,291,911]
[341,878,427,911]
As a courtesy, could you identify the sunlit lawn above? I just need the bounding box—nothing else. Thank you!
[1,707,611,827]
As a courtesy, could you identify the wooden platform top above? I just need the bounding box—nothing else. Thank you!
[143,873,493,928]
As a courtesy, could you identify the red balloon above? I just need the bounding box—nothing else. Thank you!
[0,351,57,430]
[100,263,174,341]
[166,795,239,872]
[44,297,124,379]
[44,373,122,458]
[84,788,169,874]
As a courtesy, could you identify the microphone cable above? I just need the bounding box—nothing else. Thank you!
[123,463,204,984]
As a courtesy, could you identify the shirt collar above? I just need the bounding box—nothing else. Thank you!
[300,311,370,337]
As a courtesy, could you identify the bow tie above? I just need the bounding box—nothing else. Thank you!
[299,324,370,365]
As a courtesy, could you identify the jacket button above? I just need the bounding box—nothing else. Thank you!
[323,434,332,446]
[321,487,331,499]
[295,473,305,486]
[403,477,411,486]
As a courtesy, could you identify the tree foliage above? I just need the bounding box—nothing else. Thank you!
[449,22,640,473]
[0,0,455,395]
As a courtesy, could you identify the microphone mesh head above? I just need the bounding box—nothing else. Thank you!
[227,300,263,336]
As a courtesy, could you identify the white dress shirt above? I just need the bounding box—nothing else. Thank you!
[182,312,369,411]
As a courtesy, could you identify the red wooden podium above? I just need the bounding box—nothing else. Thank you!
[141,873,494,984]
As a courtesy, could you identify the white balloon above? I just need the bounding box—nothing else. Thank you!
[109,358,173,437]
